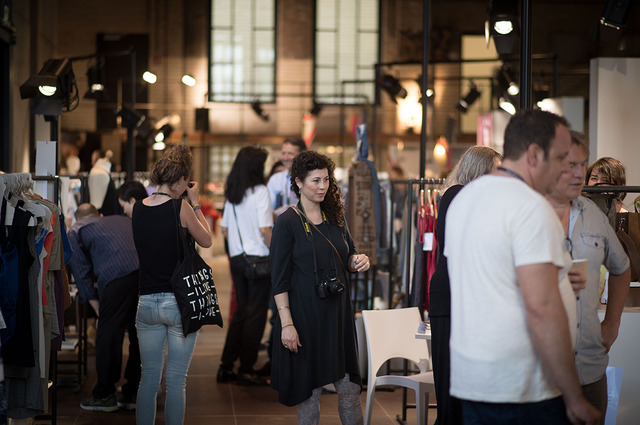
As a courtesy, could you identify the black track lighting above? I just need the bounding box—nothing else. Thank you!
[310,101,323,116]
[84,58,109,101]
[599,0,634,44]
[20,57,78,114]
[251,101,270,121]
[154,124,173,143]
[485,0,519,55]
[456,82,482,113]
[377,74,408,104]
[117,105,152,139]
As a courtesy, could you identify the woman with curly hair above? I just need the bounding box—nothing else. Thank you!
[270,151,370,424]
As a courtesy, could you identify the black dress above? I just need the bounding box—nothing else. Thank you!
[428,184,463,425]
[270,207,361,407]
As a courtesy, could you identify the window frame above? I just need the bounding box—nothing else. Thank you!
[313,0,381,106]
[208,0,278,104]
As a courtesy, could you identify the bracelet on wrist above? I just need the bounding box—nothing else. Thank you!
[282,323,294,329]
[192,204,201,211]
[279,305,289,311]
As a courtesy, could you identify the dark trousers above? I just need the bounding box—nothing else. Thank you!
[93,271,141,399]
[461,397,571,425]
[430,315,463,425]
[220,255,271,374]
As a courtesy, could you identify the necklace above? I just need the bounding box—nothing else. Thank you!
[497,166,525,183]
[152,191,172,197]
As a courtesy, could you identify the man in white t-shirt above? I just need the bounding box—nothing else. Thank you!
[445,109,600,424]
[267,137,307,216]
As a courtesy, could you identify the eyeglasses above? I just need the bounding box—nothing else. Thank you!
[565,237,573,258]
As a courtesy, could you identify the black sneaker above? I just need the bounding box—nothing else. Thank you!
[117,394,137,410]
[80,394,118,412]
[216,367,237,383]
[254,361,271,377]
[236,372,268,386]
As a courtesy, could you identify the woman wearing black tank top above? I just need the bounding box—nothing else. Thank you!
[131,145,212,425]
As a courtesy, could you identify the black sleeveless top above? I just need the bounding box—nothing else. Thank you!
[132,199,180,295]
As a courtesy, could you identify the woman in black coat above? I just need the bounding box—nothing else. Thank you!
[270,151,370,425]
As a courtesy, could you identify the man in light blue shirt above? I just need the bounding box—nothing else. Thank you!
[267,137,307,216]
[546,131,630,421]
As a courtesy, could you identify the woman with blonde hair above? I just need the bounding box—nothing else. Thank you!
[429,146,501,425]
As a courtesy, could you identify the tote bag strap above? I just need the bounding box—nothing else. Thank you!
[171,199,187,259]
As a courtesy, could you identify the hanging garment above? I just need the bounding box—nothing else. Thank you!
[1,200,35,367]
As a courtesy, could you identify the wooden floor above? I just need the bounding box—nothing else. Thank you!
[37,239,437,425]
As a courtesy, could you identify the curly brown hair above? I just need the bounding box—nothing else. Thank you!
[150,145,192,186]
[290,151,345,227]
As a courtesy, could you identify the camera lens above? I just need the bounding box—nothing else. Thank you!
[327,276,345,295]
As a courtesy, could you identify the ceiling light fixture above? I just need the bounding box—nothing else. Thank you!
[377,74,408,104]
[117,105,153,139]
[154,124,173,143]
[456,82,482,113]
[182,74,196,86]
[84,58,109,101]
[152,141,166,151]
[251,101,270,121]
[499,97,517,115]
[485,0,519,55]
[142,71,157,84]
[310,101,323,116]
[599,0,633,44]
[20,58,75,100]
[19,57,79,114]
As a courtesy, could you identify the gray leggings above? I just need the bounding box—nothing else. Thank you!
[297,374,363,425]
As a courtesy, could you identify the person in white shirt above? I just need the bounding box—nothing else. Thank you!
[267,137,307,216]
[218,146,273,386]
[445,109,600,425]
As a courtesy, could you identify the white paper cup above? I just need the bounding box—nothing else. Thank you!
[571,259,588,277]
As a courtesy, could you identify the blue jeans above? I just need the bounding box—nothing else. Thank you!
[462,397,571,425]
[136,293,198,425]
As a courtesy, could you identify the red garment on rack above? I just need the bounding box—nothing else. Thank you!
[423,211,437,312]
[417,201,437,311]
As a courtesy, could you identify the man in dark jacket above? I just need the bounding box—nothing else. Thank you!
[68,203,140,412]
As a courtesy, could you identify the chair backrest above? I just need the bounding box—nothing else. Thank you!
[362,307,430,378]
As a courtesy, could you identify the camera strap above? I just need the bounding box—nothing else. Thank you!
[292,205,345,271]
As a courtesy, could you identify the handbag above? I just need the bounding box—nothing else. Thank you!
[171,200,223,336]
[615,207,640,307]
[232,205,270,280]
[616,211,640,282]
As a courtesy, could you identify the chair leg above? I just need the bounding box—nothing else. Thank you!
[416,390,427,425]
[364,384,377,425]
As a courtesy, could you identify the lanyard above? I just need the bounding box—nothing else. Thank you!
[497,166,525,183]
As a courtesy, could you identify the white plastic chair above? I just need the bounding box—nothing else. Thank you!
[362,307,435,425]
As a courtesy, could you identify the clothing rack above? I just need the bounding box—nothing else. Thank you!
[581,185,640,194]
[393,178,445,310]
[390,178,445,425]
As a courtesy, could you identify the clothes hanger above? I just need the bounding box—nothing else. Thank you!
[3,174,44,226]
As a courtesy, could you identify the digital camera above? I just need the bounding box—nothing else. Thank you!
[316,274,345,299]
